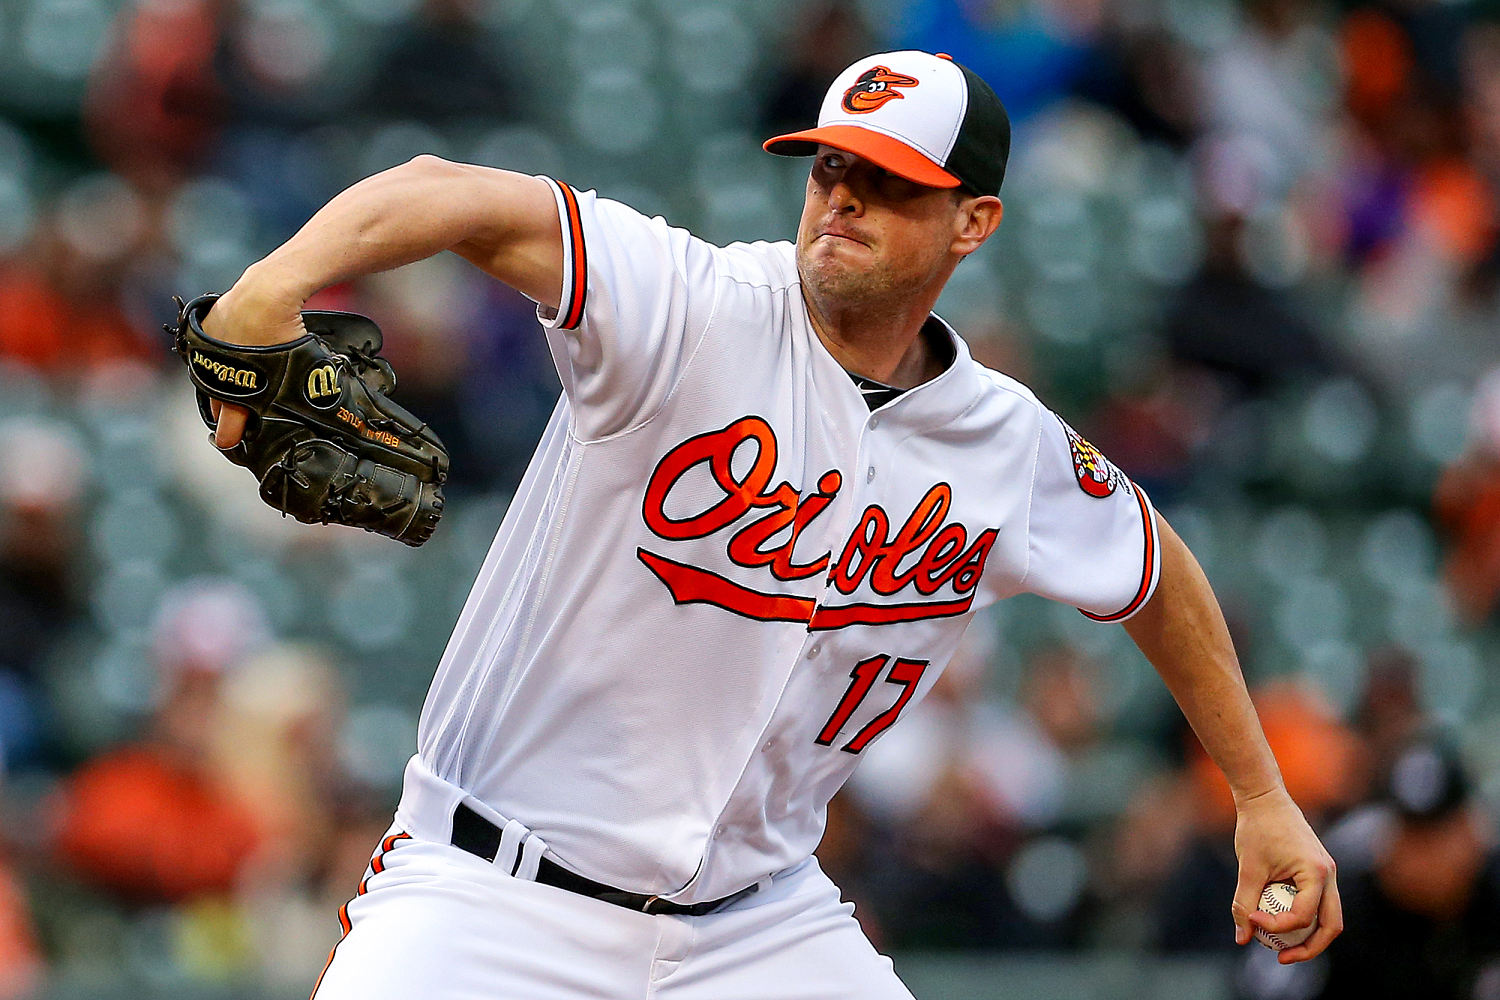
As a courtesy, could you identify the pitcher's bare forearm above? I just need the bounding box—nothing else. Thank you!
[224,157,564,344]
[1125,516,1339,962]
[1124,517,1283,803]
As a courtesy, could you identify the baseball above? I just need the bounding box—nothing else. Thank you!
[1253,881,1315,951]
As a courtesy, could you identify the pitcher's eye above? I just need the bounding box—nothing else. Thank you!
[873,169,922,201]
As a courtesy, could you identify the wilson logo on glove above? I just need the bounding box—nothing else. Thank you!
[305,362,342,408]
[191,350,263,395]
[167,293,449,547]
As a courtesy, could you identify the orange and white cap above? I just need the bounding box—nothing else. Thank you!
[763,50,1011,196]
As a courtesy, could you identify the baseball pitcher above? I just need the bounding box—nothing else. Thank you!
[188,50,1340,1000]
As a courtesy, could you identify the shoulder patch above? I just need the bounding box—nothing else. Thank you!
[1061,420,1129,499]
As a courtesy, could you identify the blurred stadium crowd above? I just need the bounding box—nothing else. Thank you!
[0,0,1499,996]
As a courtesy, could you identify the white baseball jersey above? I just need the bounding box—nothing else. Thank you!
[415,179,1160,905]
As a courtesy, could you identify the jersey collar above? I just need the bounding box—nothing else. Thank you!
[810,312,986,429]
[784,244,987,429]
[876,314,986,429]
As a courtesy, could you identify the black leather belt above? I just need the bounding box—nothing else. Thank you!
[450,802,753,916]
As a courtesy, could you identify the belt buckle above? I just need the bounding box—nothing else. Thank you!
[641,894,666,915]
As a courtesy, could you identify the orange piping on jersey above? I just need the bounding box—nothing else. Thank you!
[1079,486,1158,623]
[555,180,588,330]
[309,947,337,1000]
[310,831,412,1000]
[638,548,817,623]
[356,832,403,896]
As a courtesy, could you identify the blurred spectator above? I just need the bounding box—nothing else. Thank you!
[215,0,345,128]
[1161,135,1344,401]
[891,0,1107,124]
[0,418,88,771]
[1199,0,1338,195]
[0,852,42,1000]
[1087,365,1223,504]
[845,634,1030,949]
[1435,369,1500,625]
[848,640,1106,949]
[1316,736,1500,999]
[0,202,156,377]
[1339,6,1497,387]
[212,643,394,990]
[1465,23,1500,187]
[1351,646,1426,787]
[1073,13,1201,149]
[759,1,875,136]
[360,0,518,125]
[814,791,889,949]
[45,580,269,905]
[1099,769,1201,949]
[212,644,346,878]
[83,0,227,192]
[1240,735,1500,1000]
[455,282,569,491]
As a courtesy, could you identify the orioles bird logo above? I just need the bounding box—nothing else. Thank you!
[841,66,919,113]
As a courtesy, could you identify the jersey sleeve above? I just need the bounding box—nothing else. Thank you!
[1020,413,1162,622]
[534,177,721,440]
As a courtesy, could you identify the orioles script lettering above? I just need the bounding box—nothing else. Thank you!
[637,416,998,629]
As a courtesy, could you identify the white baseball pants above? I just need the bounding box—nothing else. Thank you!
[308,760,915,1000]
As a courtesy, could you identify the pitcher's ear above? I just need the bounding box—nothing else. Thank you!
[954,196,1003,255]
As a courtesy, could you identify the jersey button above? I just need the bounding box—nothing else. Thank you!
[762,740,774,752]
[869,416,880,429]
[866,465,876,482]
[808,644,821,658]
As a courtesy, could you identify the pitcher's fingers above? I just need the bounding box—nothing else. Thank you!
[214,403,248,449]
[1231,867,1265,946]
[1276,875,1343,964]
[1257,876,1323,935]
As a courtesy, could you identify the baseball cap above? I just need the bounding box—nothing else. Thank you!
[763,50,1011,197]
[1386,736,1471,823]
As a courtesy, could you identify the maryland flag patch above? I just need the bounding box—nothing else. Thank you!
[1061,420,1129,499]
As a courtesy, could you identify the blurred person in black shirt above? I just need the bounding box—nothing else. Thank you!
[1163,134,1343,401]
[362,0,518,124]
[0,419,88,772]
[1321,737,1500,999]
[1241,735,1500,1000]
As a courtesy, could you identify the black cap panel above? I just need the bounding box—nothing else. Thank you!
[946,62,1011,196]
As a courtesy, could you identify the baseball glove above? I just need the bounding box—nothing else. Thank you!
[167,293,449,546]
